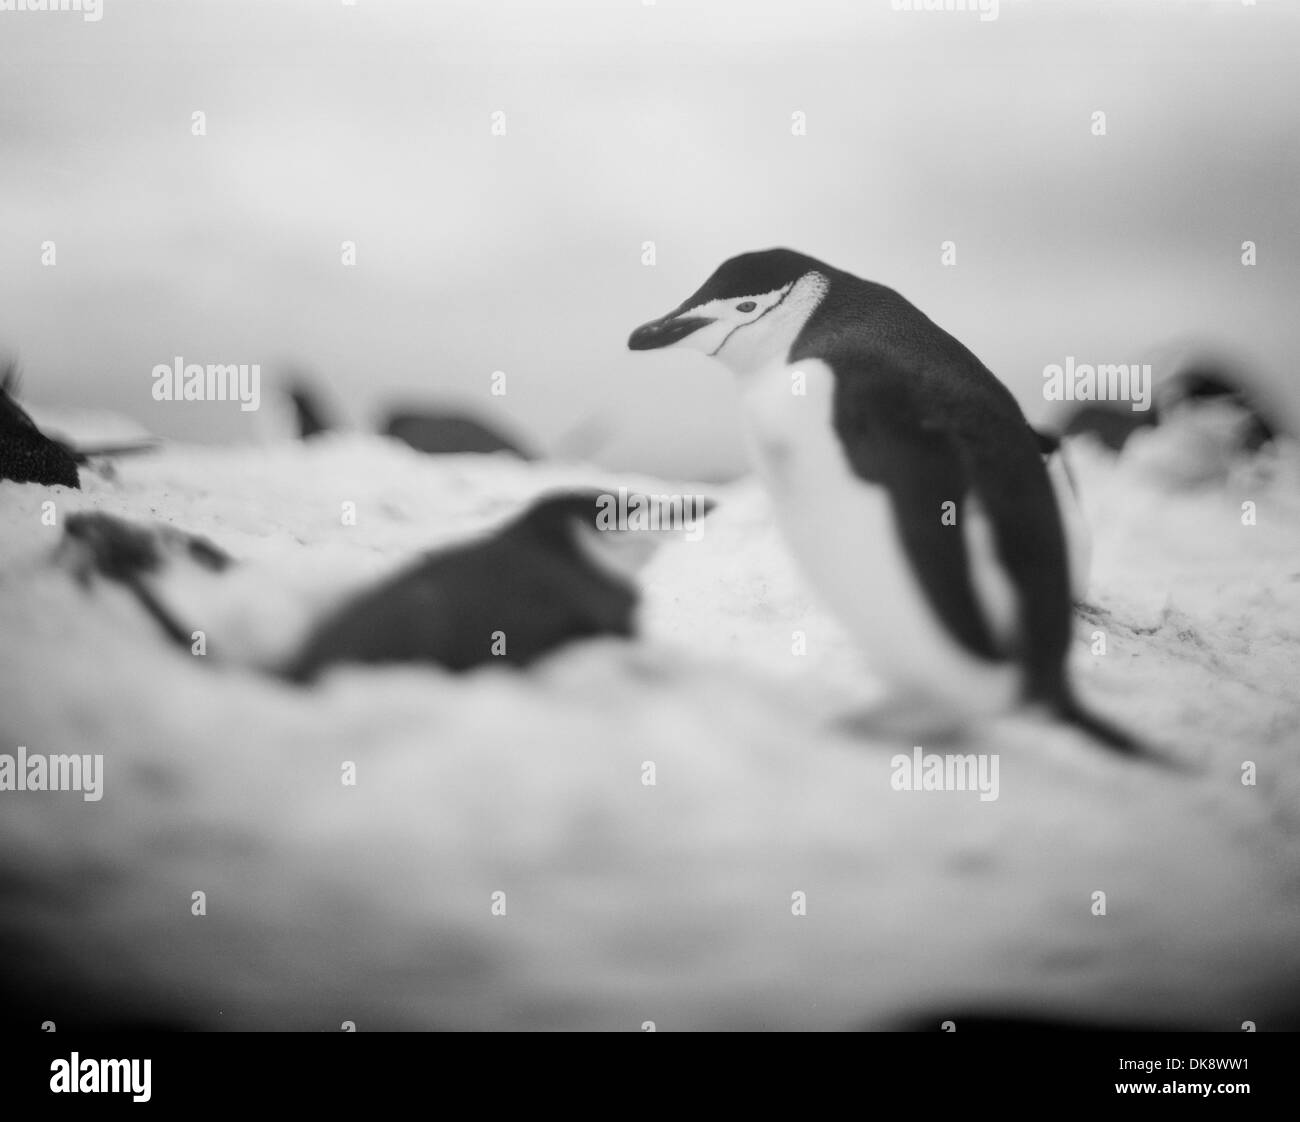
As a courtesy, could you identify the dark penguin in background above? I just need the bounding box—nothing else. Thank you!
[382,410,534,459]
[0,365,80,488]
[287,380,334,440]
[1061,359,1280,454]
[284,490,688,680]
[284,377,534,458]
[1163,363,1276,451]
[629,248,1139,754]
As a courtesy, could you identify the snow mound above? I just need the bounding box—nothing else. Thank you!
[1,434,1298,1030]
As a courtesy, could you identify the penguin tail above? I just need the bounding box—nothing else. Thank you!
[1055,693,1143,755]
[1050,690,1190,769]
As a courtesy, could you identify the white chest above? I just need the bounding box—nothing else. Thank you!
[735,360,1021,717]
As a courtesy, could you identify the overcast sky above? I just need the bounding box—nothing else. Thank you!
[2,0,1297,478]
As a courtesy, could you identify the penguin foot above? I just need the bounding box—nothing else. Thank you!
[1050,693,1196,771]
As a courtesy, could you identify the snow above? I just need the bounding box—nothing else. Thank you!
[1,431,1298,1030]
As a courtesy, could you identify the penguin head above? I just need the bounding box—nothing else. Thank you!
[628,248,830,374]
[511,490,714,584]
[1156,364,1276,450]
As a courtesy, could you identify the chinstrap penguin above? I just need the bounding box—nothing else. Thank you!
[283,490,653,680]
[284,490,713,679]
[629,248,1141,754]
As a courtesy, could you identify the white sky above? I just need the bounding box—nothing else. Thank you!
[2,0,1297,477]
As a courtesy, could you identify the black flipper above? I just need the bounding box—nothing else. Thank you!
[827,348,1072,675]
[835,392,1001,660]
[809,299,1159,763]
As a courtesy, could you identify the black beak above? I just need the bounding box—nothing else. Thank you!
[627,314,714,351]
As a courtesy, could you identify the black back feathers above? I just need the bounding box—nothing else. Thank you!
[791,273,1077,705]
[283,491,639,681]
[382,412,533,459]
[0,364,80,488]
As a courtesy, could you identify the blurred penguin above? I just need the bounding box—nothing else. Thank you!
[275,370,611,461]
[1,361,159,487]
[0,363,80,488]
[276,371,534,457]
[284,490,707,680]
[287,379,334,440]
[381,409,533,459]
[1059,346,1284,488]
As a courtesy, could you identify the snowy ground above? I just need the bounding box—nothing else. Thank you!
[1,430,1299,1030]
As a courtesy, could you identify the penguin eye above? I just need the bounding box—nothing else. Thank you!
[736,301,757,313]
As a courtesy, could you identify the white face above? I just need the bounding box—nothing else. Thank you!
[670,271,829,375]
[568,518,661,584]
